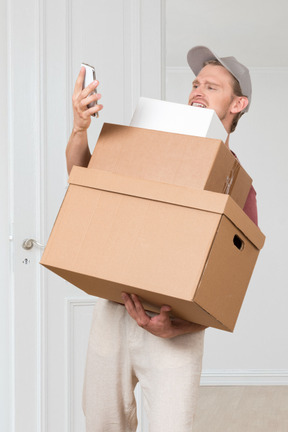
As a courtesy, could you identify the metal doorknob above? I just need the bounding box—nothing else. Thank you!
[22,238,45,250]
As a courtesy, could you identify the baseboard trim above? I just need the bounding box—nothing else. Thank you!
[200,370,288,386]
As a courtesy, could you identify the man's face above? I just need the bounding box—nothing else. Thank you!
[188,64,237,131]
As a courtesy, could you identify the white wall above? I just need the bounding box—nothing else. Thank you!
[165,0,288,68]
[166,66,288,384]
[165,0,288,386]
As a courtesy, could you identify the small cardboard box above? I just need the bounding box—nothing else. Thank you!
[40,167,265,332]
[88,123,252,209]
[130,97,228,143]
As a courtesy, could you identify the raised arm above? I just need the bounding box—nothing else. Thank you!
[66,66,103,175]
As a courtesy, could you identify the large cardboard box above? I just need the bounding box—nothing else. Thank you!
[40,166,265,332]
[130,97,228,143]
[88,123,252,209]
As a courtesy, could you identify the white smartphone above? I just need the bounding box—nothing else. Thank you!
[81,62,98,117]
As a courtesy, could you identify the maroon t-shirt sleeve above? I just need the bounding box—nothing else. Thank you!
[243,185,258,226]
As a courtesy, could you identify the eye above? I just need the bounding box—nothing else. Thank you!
[208,86,216,90]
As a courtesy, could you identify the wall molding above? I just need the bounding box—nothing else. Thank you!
[65,299,288,388]
[65,0,73,138]
[201,369,288,386]
[123,0,141,123]
[2,2,14,432]
[166,65,288,74]
[35,0,48,430]
[65,297,96,432]
[140,0,165,101]
[122,0,166,120]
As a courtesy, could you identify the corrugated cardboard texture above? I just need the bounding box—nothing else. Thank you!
[69,167,264,249]
[41,167,265,331]
[194,216,259,331]
[88,123,252,208]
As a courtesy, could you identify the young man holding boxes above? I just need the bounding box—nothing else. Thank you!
[66,46,257,431]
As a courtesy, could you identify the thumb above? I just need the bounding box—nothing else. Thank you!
[160,305,172,314]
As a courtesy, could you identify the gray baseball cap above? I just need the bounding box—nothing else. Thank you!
[187,46,252,113]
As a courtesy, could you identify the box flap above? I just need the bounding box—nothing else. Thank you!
[69,166,265,250]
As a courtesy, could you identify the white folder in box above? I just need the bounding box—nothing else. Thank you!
[130,97,227,143]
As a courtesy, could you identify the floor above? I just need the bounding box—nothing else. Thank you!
[193,386,288,432]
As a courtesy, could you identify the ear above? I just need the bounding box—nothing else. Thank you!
[231,96,249,114]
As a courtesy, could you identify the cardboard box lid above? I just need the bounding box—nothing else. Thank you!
[69,166,265,250]
[130,97,228,143]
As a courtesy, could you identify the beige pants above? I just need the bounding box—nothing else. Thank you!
[83,299,205,432]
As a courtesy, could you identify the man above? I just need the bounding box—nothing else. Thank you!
[66,46,257,431]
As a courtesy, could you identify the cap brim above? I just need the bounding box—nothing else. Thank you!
[187,46,220,77]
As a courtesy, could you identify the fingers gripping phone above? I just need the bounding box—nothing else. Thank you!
[81,63,98,117]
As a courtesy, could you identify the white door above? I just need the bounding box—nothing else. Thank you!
[1,1,165,431]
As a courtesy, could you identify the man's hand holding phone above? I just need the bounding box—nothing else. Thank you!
[72,65,103,134]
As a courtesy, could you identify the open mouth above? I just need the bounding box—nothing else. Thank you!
[190,102,207,108]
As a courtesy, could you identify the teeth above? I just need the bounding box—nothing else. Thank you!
[191,103,206,108]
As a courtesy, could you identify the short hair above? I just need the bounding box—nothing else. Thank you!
[204,60,247,133]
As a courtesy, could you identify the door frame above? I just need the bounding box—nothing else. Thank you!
[1,1,165,431]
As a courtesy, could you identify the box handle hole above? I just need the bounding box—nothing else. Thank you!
[233,235,244,251]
